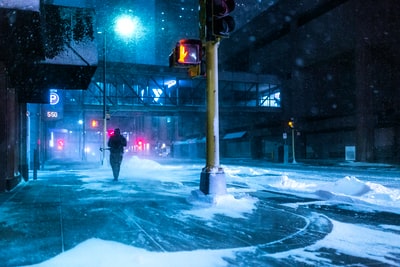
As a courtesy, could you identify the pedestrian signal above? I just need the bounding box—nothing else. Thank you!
[169,39,202,67]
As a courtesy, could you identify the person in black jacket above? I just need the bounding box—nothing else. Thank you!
[107,128,127,181]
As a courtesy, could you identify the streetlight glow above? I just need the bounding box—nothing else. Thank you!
[114,15,138,38]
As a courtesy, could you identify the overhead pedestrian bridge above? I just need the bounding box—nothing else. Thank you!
[64,62,283,117]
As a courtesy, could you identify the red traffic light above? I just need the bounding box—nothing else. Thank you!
[57,139,64,150]
[136,139,144,151]
[107,129,114,137]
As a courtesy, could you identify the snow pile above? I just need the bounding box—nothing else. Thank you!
[323,176,371,196]
[268,174,400,213]
[119,156,189,182]
[123,156,164,171]
[27,238,238,267]
[224,166,272,179]
[185,190,258,220]
[272,219,400,266]
[273,174,317,192]
[223,165,400,211]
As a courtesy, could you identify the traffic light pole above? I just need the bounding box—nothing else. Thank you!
[199,40,226,195]
[291,128,297,164]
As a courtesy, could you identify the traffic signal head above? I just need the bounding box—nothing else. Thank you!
[57,139,64,150]
[91,119,99,128]
[169,39,202,68]
[205,0,236,40]
[212,0,235,37]
[136,139,144,151]
[288,119,294,128]
[107,129,114,137]
[213,14,235,37]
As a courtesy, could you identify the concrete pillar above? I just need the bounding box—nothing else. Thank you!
[355,45,375,162]
[19,103,29,181]
[0,62,21,190]
[353,0,400,162]
[159,117,168,142]
[0,62,6,191]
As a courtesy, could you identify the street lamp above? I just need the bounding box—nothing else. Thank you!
[114,14,143,63]
[99,29,107,165]
[114,15,139,39]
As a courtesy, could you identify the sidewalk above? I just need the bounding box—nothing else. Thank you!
[0,160,323,267]
[0,157,398,267]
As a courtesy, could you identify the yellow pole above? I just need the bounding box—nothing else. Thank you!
[199,39,226,195]
[205,40,219,168]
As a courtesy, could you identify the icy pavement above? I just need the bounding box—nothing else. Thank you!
[0,157,399,266]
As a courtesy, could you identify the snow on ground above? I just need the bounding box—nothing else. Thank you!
[272,219,400,266]
[185,192,259,220]
[26,157,400,267]
[224,164,400,213]
[28,238,243,267]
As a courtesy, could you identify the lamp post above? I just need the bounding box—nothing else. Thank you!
[101,31,107,165]
[99,14,140,165]
[288,118,297,164]
[291,127,297,164]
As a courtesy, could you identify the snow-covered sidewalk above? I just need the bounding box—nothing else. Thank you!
[0,157,399,266]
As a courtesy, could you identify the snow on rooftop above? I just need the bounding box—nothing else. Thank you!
[43,41,98,66]
[0,0,40,11]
